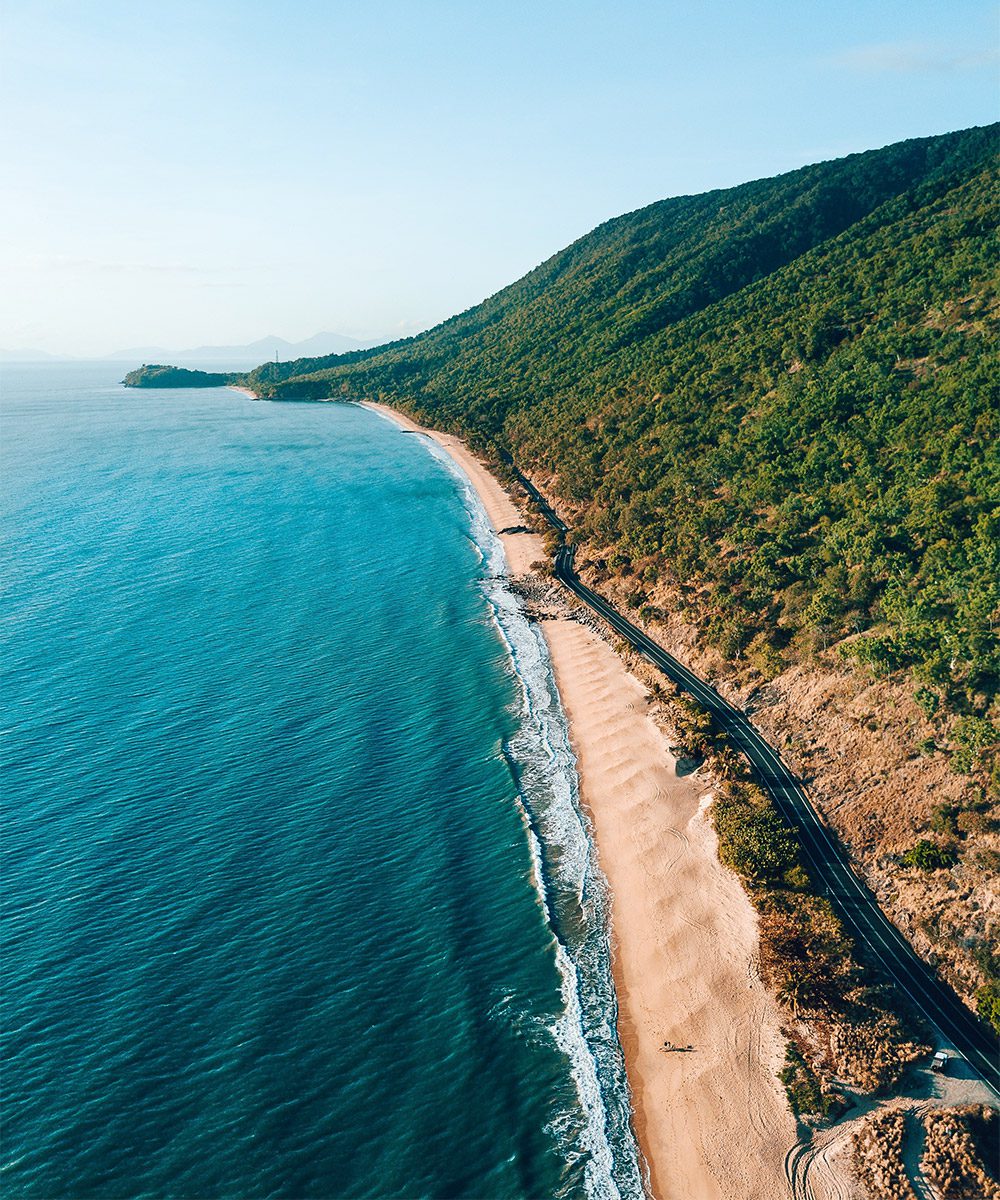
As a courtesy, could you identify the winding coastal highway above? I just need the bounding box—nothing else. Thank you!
[510,461,1000,1097]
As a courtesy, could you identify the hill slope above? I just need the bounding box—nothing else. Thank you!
[249,124,999,1022]
[249,125,998,729]
[136,124,1000,1019]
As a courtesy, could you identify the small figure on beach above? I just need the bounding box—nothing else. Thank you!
[661,1040,694,1053]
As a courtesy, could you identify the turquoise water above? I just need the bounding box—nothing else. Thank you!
[1,365,641,1200]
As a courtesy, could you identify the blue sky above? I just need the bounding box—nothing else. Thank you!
[2,0,997,355]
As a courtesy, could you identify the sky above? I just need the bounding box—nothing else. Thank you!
[1,0,998,357]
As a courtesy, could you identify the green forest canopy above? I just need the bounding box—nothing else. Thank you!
[133,124,1000,763]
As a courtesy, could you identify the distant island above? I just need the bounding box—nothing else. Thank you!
[122,365,239,388]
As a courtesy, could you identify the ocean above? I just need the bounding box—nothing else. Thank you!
[0,364,641,1200]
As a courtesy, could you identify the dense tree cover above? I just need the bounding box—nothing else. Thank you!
[158,126,1000,752]
[713,782,801,886]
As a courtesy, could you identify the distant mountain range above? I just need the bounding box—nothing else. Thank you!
[105,331,379,365]
[0,332,381,365]
[0,347,65,362]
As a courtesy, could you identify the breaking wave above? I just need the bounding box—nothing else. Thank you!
[424,439,645,1200]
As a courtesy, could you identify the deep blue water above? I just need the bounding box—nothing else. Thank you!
[0,365,640,1200]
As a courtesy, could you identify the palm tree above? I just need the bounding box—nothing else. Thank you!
[777,972,820,1017]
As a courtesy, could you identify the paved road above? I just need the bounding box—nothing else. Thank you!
[511,462,1000,1096]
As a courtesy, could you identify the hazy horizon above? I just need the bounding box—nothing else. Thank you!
[3,0,997,357]
[0,329,388,364]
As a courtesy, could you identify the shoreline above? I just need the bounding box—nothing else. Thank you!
[362,401,798,1199]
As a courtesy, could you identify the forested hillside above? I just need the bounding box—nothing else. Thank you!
[135,124,999,784]
[245,124,999,785]
[131,123,1000,1016]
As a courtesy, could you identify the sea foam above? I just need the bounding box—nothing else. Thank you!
[421,438,645,1200]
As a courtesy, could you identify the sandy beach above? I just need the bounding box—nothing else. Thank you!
[364,402,797,1199]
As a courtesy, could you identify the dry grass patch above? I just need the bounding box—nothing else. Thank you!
[852,1109,917,1200]
[921,1105,1000,1199]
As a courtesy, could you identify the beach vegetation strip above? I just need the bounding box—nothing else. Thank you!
[647,683,931,1110]
[919,1105,1000,1198]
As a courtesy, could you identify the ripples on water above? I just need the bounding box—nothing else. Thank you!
[1,365,640,1199]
